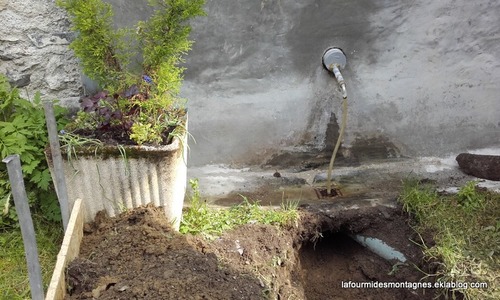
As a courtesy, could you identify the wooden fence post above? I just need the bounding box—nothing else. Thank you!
[43,101,69,231]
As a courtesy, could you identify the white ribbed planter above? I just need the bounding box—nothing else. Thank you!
[48,134,187,231]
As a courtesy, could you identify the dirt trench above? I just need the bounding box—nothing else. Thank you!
[66,204,442,300]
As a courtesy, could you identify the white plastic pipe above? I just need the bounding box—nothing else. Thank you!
[350,234,407,262]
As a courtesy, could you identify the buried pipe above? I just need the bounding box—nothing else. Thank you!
[349,234,407,262]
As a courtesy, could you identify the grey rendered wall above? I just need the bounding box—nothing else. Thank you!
[182,0,500,166]
[0,0,82,105]
[3,0,498,167]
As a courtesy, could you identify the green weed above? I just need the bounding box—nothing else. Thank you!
[180,179,299,239]
[399,179,500,300]
[58,131,103,162]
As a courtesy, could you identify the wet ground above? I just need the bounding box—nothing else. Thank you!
[187,149,500,210]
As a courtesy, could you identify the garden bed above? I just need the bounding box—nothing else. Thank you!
[58,203,444,299]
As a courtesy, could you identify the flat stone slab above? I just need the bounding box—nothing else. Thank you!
[456,153,500,181]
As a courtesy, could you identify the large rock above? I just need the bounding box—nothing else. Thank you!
[456,153,500,181]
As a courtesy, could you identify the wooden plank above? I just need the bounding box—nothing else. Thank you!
[45,199,85,300]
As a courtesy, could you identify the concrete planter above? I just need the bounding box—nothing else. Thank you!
[47,134,187,230]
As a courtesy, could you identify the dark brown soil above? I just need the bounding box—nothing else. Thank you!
[72,126,175,146]
[66,204,445,300]
[314,187,342,198]
[72,128,137,146]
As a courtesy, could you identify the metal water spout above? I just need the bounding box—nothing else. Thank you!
[322,47,347,99]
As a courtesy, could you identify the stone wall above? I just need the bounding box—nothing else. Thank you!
[0,0,81,106]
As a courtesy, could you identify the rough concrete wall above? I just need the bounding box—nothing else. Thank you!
[2,0,498,166]
[182,0,500,165]
[0,0,81,105]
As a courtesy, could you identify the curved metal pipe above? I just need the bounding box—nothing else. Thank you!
[331,64,347,99]
[322,47,348,99]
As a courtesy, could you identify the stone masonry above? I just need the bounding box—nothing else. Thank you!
[0,0,81,106]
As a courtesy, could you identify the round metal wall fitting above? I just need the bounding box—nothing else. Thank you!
[322,47,347,71]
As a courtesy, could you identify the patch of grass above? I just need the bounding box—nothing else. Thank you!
[0,216,63,299]
[180,179,299,239]
[399,179,500,300]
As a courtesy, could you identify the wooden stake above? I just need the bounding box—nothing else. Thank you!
[43,101,69,231]
[3,155,44,300]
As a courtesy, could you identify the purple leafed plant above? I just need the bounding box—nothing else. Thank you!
[78,87,145,133]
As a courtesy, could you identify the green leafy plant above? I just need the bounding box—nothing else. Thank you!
[456,180,484,211]
[58,0,205,145]
[0,75,68,227]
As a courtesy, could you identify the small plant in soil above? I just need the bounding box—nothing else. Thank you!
[58,0,205,145]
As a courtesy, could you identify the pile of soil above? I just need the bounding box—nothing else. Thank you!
[66,204,444,299]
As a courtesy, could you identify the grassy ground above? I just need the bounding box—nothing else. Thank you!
[399,180,500,300]
[180,179,299,239]
[0,217,63,300]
